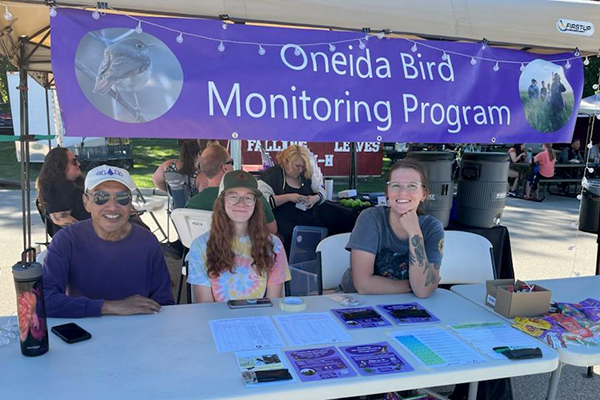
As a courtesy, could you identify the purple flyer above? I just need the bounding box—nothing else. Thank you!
[377,303,440,324]
[332,307,392,329]
[284,346,357,382]
[340,341,414,376]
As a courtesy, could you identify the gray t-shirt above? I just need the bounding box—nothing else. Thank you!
[340,206,444,292]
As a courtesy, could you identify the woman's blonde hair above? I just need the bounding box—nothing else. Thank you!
[276,145,313,179]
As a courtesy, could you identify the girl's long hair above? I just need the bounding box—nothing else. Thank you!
[36,147,83,212]
[179,140,201,176]
[544,143,555,161]
[205,193,275,279]
[513,144,525,157]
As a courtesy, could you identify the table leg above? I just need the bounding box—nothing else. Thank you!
[467,381,479,400]
[546,362,563,400]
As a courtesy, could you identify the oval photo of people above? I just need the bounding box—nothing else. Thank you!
[75,28,184,123]
[519,59,574,132]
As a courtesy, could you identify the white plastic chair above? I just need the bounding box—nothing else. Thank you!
[439,231,496,285]
[170,208,213,303]
[316,232,351,291]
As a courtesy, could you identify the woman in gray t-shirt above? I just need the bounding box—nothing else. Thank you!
[341,159,444,298]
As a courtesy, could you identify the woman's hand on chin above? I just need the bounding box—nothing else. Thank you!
[397,210,421,235]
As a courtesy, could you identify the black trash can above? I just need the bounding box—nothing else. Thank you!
[457,152,509,228]
[405,151,455,228]
[579,179,600,233]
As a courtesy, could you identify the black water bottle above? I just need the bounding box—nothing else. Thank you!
[12,248,49,357]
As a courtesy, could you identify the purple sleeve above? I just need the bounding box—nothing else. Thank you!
[43,230,104,318]
[148,242,175,306]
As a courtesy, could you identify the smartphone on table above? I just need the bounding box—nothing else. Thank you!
[227,298,273,309]
[51,323,92,344]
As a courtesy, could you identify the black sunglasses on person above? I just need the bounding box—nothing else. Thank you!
[86,190,132,206]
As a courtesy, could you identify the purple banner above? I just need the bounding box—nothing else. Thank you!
[52,9,583,143]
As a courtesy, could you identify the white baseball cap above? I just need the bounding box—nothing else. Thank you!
[84,165,136,191]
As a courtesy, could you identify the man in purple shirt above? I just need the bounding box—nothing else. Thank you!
[43,165,174,318]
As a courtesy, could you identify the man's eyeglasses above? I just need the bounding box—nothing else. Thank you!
[86,190,132,206]
[223,159,234,166]
[69,156,80,166]
[225,192,256,207]
[386,181,424,193]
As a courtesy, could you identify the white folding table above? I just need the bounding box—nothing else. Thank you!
[452,275,600,400]
[0,289,558,400]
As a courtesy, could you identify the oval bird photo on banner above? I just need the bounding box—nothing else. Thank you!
[519,59,575,133]
[74,28,184,123]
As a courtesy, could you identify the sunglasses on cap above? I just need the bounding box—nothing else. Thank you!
[86,190,132,206]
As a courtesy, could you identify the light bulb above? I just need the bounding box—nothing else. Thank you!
[135,21,143,34]
[49,6,57,18]
[328,43,336,52]
[584,56,590,66]
[574,47,581,57]
[481,42,487,51]
[258,45,265,55]
[520,63,525,72]
[359,40,366,50]
[411,43,417,53]
[294,46,301,56]
[364,34,370,41]
[565,59,571,69]
[588,167,594,173]
[377,31,385,39]
[593,84,599,90]
[493,62,499,72]
[588,142,593,149]
[176,33,184,44]
[470,57,477,65]
[4,6,12,21]
[441,52,448,61]
[218,41,225,52]
[577,194,583,200]
[92,9,100,20]
[222,22,227,30]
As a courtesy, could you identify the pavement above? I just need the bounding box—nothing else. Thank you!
[0,189,599,398]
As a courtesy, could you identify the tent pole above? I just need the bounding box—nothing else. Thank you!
[45,84,52,150]
[349,142,357,189]
[19,37,32,253]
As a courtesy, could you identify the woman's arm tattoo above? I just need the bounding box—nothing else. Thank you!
[410,234,438,287]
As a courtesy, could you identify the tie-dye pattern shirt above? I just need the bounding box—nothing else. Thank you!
[187,233,290,302]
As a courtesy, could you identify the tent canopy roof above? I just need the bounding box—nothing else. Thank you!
[1,0,600,87]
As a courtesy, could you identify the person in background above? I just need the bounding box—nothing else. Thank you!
[528,79,539,100]
[153,139,212,196]
[258,144,327,253]
[187,171,290,302]
[589,142,600,164]
[186,144,277,234]
[540,80,547,101]
[524,143,556,200]
[43,165,174,318]
[36,147,90,235]
[340,159,444,298]
[507,143,526,196]
[559,139,584,164]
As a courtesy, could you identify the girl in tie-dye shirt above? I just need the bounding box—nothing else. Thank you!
[187,170,290,302]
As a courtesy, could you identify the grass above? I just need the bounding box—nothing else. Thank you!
[0,139,386,190]
[0,138,180,187]
[520,91,574,133]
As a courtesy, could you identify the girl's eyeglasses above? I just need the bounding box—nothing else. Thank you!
[86,191,132,206]
[225,193,256,207]
[386,181,424,193]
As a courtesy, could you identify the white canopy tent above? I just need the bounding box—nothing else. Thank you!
[2,0,600,252]
[579,94,600,116]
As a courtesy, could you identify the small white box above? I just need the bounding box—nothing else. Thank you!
[338,189,357,199]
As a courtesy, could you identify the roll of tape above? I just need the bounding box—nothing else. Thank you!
[280,297,307,312]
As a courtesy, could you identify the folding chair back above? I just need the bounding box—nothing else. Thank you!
[165,171,190,210]
[439,231,496,285]
[170,208,213,248]
[316,232,351,290]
